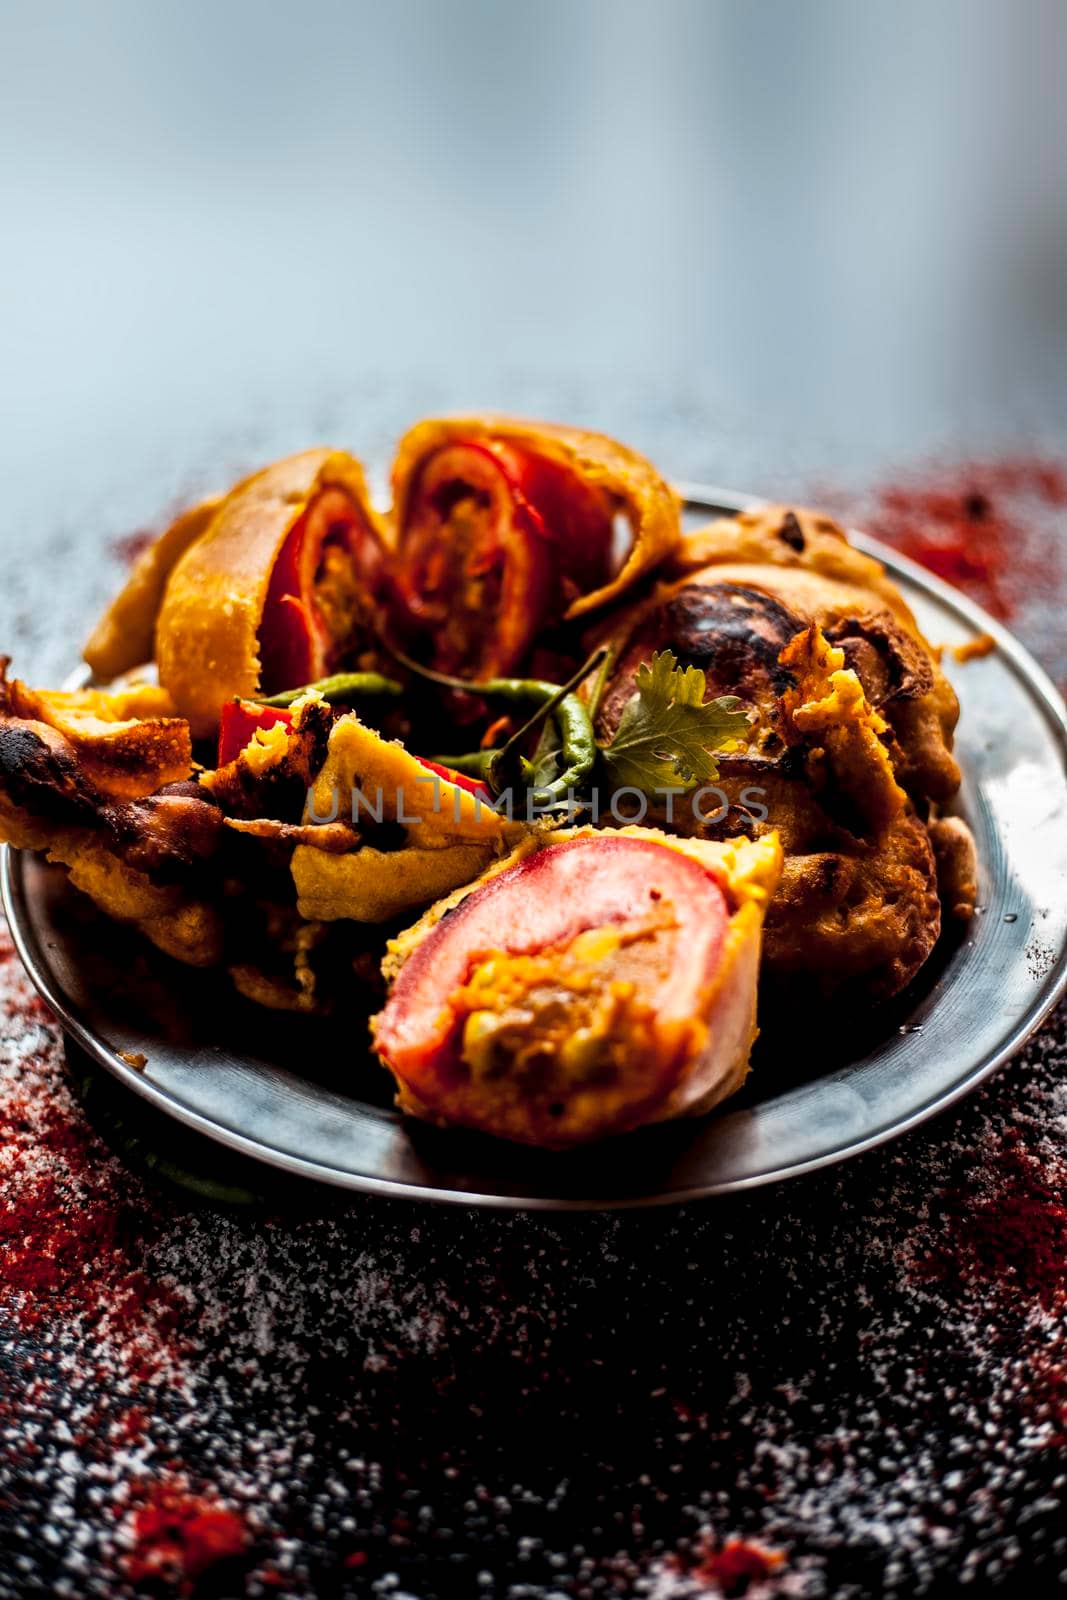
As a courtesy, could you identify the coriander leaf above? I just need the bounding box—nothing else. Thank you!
[599,650,750,794]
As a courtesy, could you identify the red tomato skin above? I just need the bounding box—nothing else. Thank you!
[217,699,293,766]
[258,491,391,695]
[397,439,613,678]
[375,834,730,1145]
[414,756,492,801]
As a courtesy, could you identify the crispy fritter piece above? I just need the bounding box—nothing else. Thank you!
[154,450,388,737]
[0,668,191,800]
[224,817,357,852]
[928,814,979,921]
[59,837,224,967]
[590,506,969,1002]
[596,581,800,764]
[779,624,906,837]
[392,415,682,621]
[669,502,915,623]
[291,714,529,924]
[229,915,326,1013]
[662,504,962,803]
[202,693,333,821]
[0,655,229,964]
[0,752,224,969]
[764,807,941,1002]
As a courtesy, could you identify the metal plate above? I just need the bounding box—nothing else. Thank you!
[4,489,1066,1209]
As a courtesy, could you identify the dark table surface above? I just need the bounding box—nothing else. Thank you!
[0,398,1064,1600]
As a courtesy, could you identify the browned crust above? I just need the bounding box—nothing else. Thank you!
[928,814,979,921]
[670,503,918,630]
[606,504,962,806]
[0,675,191,800]
[778,624,907,838]
[390,415,682,619]
[201,694,333,821]
[224,816,358,852]
[155,450,383,737]
[83,496,223,680]
[0,734,223,969]
[762,807,942,1002]
[585,504,964,1003]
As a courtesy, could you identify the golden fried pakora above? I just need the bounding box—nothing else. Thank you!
[0,437,977,1144]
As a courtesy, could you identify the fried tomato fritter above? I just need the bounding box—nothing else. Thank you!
[591,504,973,1001]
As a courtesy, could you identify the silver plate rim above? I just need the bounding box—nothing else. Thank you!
[3,484,1065,1210]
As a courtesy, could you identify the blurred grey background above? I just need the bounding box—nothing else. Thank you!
[1,0,1065,679]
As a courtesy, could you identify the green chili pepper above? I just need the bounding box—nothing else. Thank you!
[424,647,606,809]
[255,672,404,709]
[492,681,597,808]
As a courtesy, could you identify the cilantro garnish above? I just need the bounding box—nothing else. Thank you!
[599,650,750,793]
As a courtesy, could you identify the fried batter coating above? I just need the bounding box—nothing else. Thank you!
[0,669,192,801]
[154,450,388,736]
[763,807,941,1002]
[779,624,906,837]
[202,693,333,822]
[591,505,970,1002]
[665,504,962,803]
[928,814,979,922]
[291,714,530,924]
[0,726,224,968]
[392,415,682,621]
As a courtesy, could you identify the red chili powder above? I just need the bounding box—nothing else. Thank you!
[671,1536,784,1596]
[0,1048,186,1383]
[919,1132,1067,1311]
[819,456,1067,623]
[123,1481,251,1594]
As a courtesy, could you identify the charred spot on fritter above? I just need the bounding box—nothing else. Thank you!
[777,510,806,552]
[715,746,806,781]
[825,612,934,706]
[0,713,230,897]
[206,698,334,822]
[105,788,226,885]
[598,582,804,745]
[657,584,802,696]
[0,722,102,826]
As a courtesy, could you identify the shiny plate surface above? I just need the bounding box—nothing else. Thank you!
[4,489,1066,1209]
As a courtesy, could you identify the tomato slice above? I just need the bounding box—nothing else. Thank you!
[499,443,616,596]
[217,699,293,766]
[397,440,614,678]
[259,488,391,695]
[374,834,730,1145]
